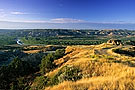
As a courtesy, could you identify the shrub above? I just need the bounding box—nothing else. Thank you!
[9,57,33,76]
[40,53,56,75]
[50,65,82,85]
[40,49,65,75]
[21,52,46,69]
[30,76,49,90]
[0,57,34,89]
[54,49,65,59]
[10,77,30,90]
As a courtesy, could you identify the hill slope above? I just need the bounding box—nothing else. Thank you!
[45,43,135,90]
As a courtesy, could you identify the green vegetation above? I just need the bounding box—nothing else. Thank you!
[30,76,49,90]
[0,35,16,46]
[0,57,34,89]
[30,49,66,89]
[0,49,27,65]
[40,53,56,74]
[31,65,82,90]
[10,77,30,90]
[21,36,107,45]
[21,52,46,68]
[40,49,65,74]
[112,48,135,57]
[1,29,135,46]
[51,65,82,85]
[0,48,65,90]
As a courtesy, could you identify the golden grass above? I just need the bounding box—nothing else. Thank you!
[23,45,59,54]
[23,50,41,54]
[45,44,135,90]
[46,75,135,90]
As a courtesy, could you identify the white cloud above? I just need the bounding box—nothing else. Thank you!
[2,18,87,23]
[11,11,28,15]
[51,18,87,23]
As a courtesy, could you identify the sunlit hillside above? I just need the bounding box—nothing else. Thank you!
[44,42,135,90]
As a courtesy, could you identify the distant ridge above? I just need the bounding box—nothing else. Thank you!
[5,29,135,37]
[0,21,135,29]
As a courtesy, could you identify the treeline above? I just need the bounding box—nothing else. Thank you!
[21,37,107,45]
[0,35,16,46]
[0,45,65,66]
[0,49,27,65]
[1,29,135,46]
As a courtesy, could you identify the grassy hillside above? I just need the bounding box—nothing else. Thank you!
[42,43,135,90]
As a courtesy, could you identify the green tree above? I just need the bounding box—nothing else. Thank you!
[40,53,55,75]
[30,76,49,90]
[54,49,65,59]
[0,57,34,89]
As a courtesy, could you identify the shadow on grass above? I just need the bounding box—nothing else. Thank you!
[110,60,135,67]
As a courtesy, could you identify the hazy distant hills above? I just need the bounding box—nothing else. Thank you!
[6,29,135,37]
[0,21,135,30]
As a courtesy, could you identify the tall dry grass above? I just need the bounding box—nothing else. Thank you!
[45,44,135,90]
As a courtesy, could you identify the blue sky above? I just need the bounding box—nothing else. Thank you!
[0,0,135,29]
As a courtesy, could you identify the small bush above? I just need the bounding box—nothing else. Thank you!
[50,65,82,85]
[54,49,65,59]
[30,76,49,90]
[10,77,30,90]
